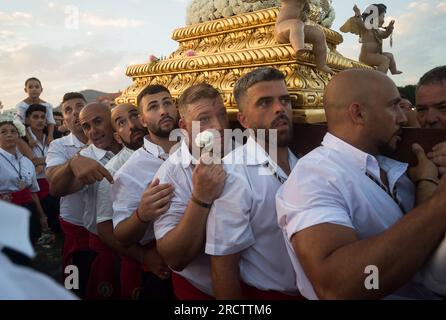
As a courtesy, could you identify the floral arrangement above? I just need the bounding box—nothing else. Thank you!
[0,112,26,137]
[185,0,335,29]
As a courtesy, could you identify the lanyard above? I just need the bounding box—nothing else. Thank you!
[262,161,288,185]
[35,137,47,157]
[0,152,23,180]
[365,171,406,215]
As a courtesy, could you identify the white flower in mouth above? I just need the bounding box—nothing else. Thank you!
[195,130,215,150]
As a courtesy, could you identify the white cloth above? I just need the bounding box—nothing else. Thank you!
[79,144,115,234]
[46,133,86,226]
[206,137,299,295]
[112,138,168,245]
[276,132,435,300]
[0,147,39,194]
[153,140,213,296]
[418,234,446,296]
[27,127,48,179]
[97,147,134,224]
[0,201,77,300]
[15,101,56,125]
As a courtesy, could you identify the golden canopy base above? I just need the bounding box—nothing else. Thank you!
[116,6,371,123]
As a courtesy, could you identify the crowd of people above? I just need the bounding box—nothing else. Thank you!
[0,65,445,300]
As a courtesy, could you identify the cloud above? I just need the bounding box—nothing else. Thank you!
[0,11,33,26]
[81,13,147,28]
[0,30,29,52]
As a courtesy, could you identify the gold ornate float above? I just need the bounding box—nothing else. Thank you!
[116,5,371,123]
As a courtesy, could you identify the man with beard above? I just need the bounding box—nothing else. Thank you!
[153,83,228,300]
[95,103,149,299]
[416,66,446,177]
[205,68,301,299]
[276,69,445,299]
[112,85,178,300]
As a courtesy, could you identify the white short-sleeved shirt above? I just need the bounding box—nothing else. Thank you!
[276,132,436,300]
[0,147,39,194]
[79,144,115,234]
[112,138,168,245]
[15,101,56,125]
[205,137,299,295]
[46,133,86,226]
[96,147,134,224]
[0,201,77,300]
[27,127,48,180]
[153,140,214,296]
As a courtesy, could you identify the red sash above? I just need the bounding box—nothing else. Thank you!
[37,179,50,200]
[59,218,90,271]
[171,273,214,300]
[11,188,32,205]
[120,256,143,300]
[86,233,120,300]
[241,282,305,300]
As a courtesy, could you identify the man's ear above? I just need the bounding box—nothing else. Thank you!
[139,113,147,128]
[348,102,366,126]
[113,132,123,145]
[237,112,249,129]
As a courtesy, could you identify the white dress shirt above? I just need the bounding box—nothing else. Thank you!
[27,127,49,179]
[0,201,77,300]
[79,144,115,234]
[205,136,299,295]
[0,147,39,194]
[153,140,214,296]
[276,132,436,300]
[112,138,168,244]
[15,101,56,125]
[46,133,86,226]
[96,146,134,224]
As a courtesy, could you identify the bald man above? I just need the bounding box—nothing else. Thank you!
[276,69,446,299]
[76,103,122,299]
[95,103,149,299]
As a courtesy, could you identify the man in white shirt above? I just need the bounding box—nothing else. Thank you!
[112,85,179,300]
[153,83,228,299]
[276,69,446,299]
[205,67,301,300]
[46,92,91,298]
[76,102,122,299]
[95,103,150,299]
[0,200,77,300]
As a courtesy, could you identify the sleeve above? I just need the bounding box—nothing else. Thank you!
[276,159,354,242]
[205,166,254,256]
[45,104,56,125]
[419,233,446,296]
[153,165,189,240]
[29,168,40,193]
[45,140,67,168]
[111,170,146,228]
[340,16,365,35]
[96,178,113,224]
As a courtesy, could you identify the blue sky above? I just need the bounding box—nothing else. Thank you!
[1,0,445,109]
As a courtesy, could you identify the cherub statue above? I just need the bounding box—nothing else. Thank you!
[274,0,333,73]
[340,4,402,74]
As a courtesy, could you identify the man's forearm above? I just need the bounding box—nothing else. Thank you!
[211,254,242,300]
[47,124,55,138]
[297,199,446,299]
[157,201,210,271]
[46,162,83,197]
[415,180,438,204]
[114,211,149,247]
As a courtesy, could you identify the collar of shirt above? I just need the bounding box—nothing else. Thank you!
[244,135,298,174]
[144,137,169,160]
[81,144,115,163]
[0,147,24,161]
[0,202,35,258]
[27,127,46,145]
[64,133,85,148]
[322,133,409,189]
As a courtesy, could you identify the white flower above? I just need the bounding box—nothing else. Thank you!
[195,130,215,150]
[0,112,26,137]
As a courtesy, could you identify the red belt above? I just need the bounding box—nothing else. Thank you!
[11,188,33,205]
[37,179,50,199]
[171,273,214,300]
[120,256,143,300]
[59,217,90,270]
